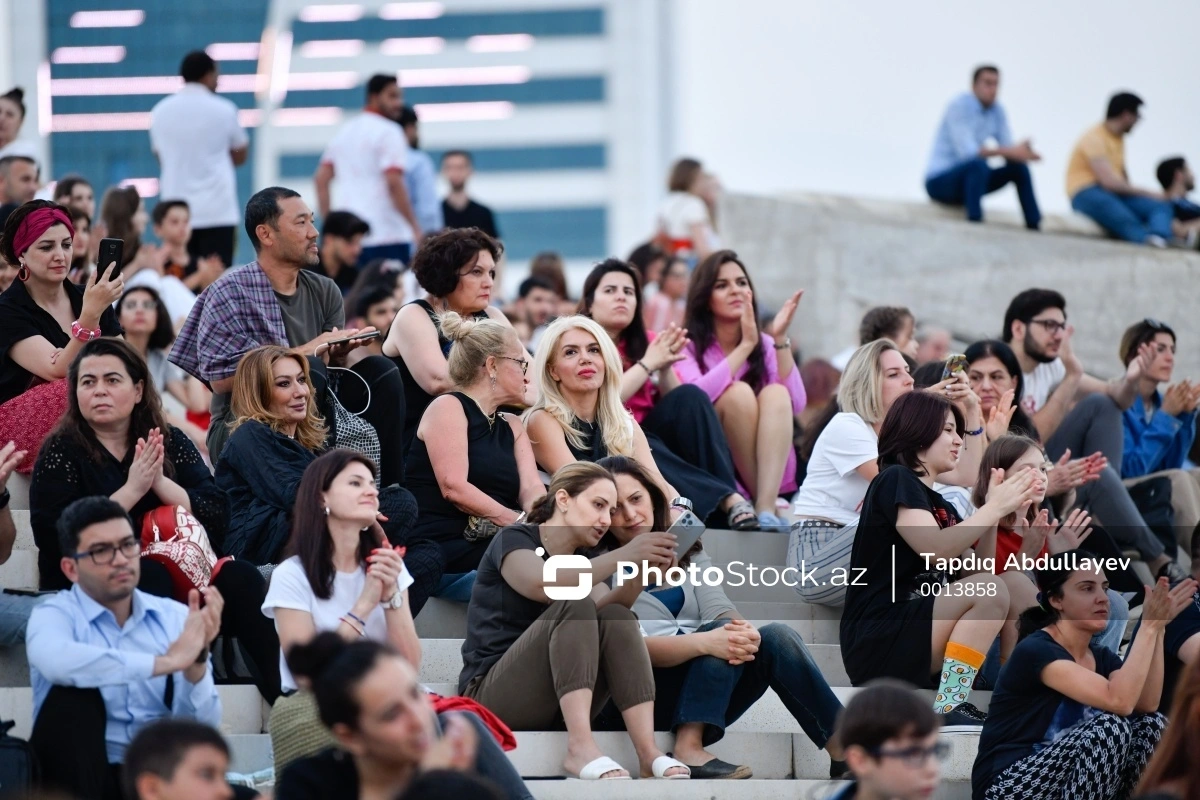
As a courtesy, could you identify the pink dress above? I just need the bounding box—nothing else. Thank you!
[674,333,807,496]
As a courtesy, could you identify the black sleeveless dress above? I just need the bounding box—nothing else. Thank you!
[406,392,521,568]
[392,299,488,456]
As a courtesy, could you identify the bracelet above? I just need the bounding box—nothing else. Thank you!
[965,426,984,436]
[340,615,365,637]
[514,510,527,524]
[772,336,792,350]
[0,489,9,511]
[636,360,651,374]
[70,320,102,343]
[345,611,367,628]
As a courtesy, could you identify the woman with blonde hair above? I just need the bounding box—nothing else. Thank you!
[216,345,420,568]
[525,316,733,526]
[789,338,983,605]
[403,312,545,614]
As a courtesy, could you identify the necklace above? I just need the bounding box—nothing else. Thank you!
[465,392,497,429]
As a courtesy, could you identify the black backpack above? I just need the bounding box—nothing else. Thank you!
[0,720,39,796]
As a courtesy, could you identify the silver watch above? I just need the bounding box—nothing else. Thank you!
[384,590,404,610]
[670,496,693,512]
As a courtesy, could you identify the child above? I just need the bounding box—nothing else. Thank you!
[153,200,224,292]
[124,719,258,800]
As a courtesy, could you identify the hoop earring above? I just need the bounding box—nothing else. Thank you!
[16,263,29,282]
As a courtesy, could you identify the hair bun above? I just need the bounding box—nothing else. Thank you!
[284,631,346,682]
[439,310,476,343]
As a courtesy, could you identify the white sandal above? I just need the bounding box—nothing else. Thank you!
[650,754,691,779]
[571,755,631,780]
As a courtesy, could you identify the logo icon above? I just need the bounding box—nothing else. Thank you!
[536,547,593,601]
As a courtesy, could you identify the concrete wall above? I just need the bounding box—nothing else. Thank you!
[722,191,1200,380]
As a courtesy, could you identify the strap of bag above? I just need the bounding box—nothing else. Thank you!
[326,365,372,416]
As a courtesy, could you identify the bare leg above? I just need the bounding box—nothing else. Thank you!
[997,570,1037,661]
[930,574,1009,672]
[671,722,717,765]
[560,688,627,779]
[715,382,760,498]
[754,384,794,514]
[621,701,688,777]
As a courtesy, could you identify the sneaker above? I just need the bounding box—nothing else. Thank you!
[1146,234,1169,249]
[1157,560,1190,584]
[757,511,790,532]
[939,701,987,732]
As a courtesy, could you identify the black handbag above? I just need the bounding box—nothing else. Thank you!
[0,719,39,794]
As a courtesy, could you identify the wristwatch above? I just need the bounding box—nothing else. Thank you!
[669,496,693,512]
[773,336,792,350]
[383,590,404,611]
[0,489,9,511]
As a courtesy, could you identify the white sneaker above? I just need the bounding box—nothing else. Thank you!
[1146,235,1169,248]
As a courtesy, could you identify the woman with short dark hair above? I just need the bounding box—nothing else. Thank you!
[841,390,1043,729]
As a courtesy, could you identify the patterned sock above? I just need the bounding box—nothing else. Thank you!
[934,642,986,713]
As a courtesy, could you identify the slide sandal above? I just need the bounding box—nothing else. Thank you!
[570,756,631,780]
[727,500,760,530]
[650,755,691,779]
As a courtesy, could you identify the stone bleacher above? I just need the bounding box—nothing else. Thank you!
[1,482,978,797]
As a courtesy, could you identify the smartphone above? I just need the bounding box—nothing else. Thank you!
[325,330,382,348]
[668,510,706,558]
[942,353,969,381]
[98,238,124,280]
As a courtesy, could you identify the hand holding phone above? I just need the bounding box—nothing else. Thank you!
[668,510,706,559]
[942,353,969,381]
[97,238,125,281]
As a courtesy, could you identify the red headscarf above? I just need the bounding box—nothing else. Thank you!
[11,207,75,258]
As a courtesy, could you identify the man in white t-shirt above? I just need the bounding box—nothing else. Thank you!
[315,74,420,266]
[150,51,248,270]
[1002,287,1185,580]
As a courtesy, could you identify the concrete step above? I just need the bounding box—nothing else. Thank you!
[526,779,970,800]
[6,474,29,512]
[700,529,790,569]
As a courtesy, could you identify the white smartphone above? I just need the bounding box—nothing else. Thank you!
[668,510,706,558]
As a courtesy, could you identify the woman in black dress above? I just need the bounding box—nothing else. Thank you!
[840,389,1043,730]
[404,312,544,614]
[381,228,531,455]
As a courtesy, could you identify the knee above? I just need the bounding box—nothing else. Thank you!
[965,157,990,175]
[553,597,599,623]
[758,622,807,657]
[972,575,1010,614]
[1074,391,1121,422]
[596,603,637,624]
[717,381,757,411]
[669,383,712,410]
[757,382,792,407]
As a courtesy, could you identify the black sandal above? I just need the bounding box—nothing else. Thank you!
[727,500,760,531]
[686,758,752,780]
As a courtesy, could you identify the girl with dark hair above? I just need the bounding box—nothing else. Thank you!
[841,390,1044,729]
[656,157,716,261]
[118,286,210,456]
[579,259,758,530]
[643,255,688,331]
[625,242,667,300]
[973,560,1195,800]
[382,228,529,454]
[276,632,533,800]
[459,462,691,780]
[677,250,806,529]
[1134,657,1200,799]
[597,454,846,780]
[29,338,281,700]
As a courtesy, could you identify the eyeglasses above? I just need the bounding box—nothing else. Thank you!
[868,741,950,767]
[1027,318,1067,335]
[1144,317,1169,331]
[498,355,529,375]
[71,537,140,565]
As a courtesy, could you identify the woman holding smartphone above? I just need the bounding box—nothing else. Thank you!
[596,454,846,779]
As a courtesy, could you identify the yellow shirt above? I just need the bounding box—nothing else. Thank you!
[1066,123,1125,199]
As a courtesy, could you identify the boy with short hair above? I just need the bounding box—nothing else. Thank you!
[124,719,247,800]
[153,199,224,292]
[832,680,945,800]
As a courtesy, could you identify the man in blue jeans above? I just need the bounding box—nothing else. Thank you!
[924,65,1042,229]
[1066,92,1174,246]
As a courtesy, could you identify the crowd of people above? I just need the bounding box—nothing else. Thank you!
[0,47,1198,800]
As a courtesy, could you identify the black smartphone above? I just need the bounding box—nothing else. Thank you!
[325,330,382,348]
[98,238,124,280]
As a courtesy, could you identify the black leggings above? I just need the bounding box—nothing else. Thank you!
[310,355,408,487]
[641,384,739,525]
[140,559,282,704]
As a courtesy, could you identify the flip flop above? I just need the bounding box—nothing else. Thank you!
[650,755,691,779]
[687,757,752,779]
[569,756,631,780]
[727,500,760,531]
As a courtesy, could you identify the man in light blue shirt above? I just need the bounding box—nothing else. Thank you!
[925,65,1042,229]
[399,105,445,238]
[26,497,222,800]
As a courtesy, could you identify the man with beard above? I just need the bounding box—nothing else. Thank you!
[441,150,499,239]
[168,188,405,485]
[513,275,559,352]
[1156,156,1200,225]
[1002,287,1187,581]
[26,497,223,800]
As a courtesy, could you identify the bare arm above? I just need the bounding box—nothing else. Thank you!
[383,591,421,669]
[230,146,248,167]
[510,417,546,511]
[645,631,713,668]
[382,304,455,396]
[1088,158,1162,199]
[0,442,18,564]
[421,397,520,525]
[631,422,678,500]
[314,162,334,219]
[1032,375,1083,442]
[525,410,578,476]
[1041,627,1162,715]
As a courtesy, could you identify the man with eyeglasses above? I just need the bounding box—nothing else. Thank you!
[1002,288,1189,582]
[25,496,223,800]
[831,680,945,800]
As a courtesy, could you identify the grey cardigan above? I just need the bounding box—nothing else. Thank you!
[632,549,739,637]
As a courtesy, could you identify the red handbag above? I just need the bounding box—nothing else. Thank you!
[140,505,232,602]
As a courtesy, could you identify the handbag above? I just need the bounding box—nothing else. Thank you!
[327,367,382,487]
[464,515,502,543]
[140,505,233,602]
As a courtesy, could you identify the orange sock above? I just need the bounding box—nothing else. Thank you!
[934,642,986,713]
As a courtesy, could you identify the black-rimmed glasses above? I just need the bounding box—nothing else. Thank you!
[71,537,141,565]
[867,741,950,767]
[1028,318,1067,335]
[498,356,529,375]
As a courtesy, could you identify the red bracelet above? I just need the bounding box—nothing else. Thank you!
[70,320,102,342]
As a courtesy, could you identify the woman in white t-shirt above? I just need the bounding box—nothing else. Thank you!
[655,158,717,261]
[789,339,984,605]
[262,448,419,772]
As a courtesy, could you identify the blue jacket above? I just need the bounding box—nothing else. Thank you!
[1121,392,1197,478]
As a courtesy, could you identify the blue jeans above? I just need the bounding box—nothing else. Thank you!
[926,157,1041,229]
[1071,185,1174,243]
[658,621,843,747]
[433,571,476,603]
[358,242,412,265]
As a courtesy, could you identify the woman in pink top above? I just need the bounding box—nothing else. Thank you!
[678,250,806,530]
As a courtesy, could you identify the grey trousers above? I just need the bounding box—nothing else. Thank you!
[1045,394,1165,561]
